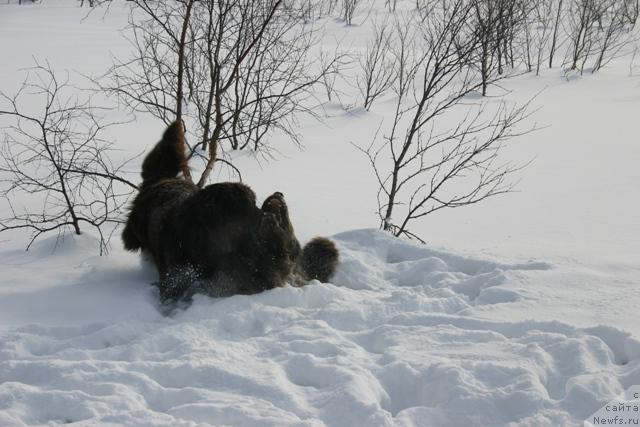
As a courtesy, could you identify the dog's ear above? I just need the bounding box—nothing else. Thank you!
[141,121,189,186]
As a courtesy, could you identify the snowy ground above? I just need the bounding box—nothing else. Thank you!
[3,230,640,427]
[1,1,640,426]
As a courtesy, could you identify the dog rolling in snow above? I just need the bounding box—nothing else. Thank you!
[122,122,339,302]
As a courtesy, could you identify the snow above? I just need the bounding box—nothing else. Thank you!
[1,1,640,426]
[2,230,639,426]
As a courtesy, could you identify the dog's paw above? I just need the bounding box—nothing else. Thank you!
[261,192,294,234]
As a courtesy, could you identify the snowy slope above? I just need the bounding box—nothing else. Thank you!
[2,230,640,427]
[1,1,640,426]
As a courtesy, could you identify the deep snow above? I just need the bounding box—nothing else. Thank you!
[1,1,640,426]
[2,230,640,427]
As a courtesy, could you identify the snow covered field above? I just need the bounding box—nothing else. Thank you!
[1,1,640,426]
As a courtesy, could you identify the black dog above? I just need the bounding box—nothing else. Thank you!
[122,122,339,302]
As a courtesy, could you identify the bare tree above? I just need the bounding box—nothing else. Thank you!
[319,50,351,104]
[592,0,637,72]
[496,0,524,73]
[389,17,423,101]
[103,0,338,187]
[549,0,565,67]
[357,19,396,110]
[630,43,639,75]
[282,0,323,22]
[467,0,527,87]
[469,0,498,96]
[342,0,361,25]
[469,0,521,95]
[622,0,639,26]
[357,1,532,241]
[319,0,340,17]
[532,0,555,74]
[564,0,601,72]
[0,63,136,254]
[563,0,637,73]
[519,1,536,72]
[104,0,195,180]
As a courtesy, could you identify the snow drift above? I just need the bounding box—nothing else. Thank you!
[1,230,639,426]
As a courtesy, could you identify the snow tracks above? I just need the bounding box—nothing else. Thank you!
[1,229,639,426]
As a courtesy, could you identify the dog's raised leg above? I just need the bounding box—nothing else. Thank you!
[261,192,339,284]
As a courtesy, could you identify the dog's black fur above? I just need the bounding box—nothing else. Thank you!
[123,122,339,302]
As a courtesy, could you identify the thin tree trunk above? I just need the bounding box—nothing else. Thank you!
[549,0,563,68]
[176,0,196,182]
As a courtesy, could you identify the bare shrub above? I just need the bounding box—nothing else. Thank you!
[592,0,637,71]
[357,1,533,241]
[563,0,637,73]
[357,19,396,110]
[469,0,526,95]
[564,0,602,72]
[532,0,556,74]
[0,63,136,254]
[342,0,361,25]
[103,0,339,187]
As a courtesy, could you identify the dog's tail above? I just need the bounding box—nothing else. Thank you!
[296,237,339,283]
[141,121,188,186]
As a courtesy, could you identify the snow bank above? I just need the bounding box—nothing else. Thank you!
[1,230,638,426]
[1,2,640,426]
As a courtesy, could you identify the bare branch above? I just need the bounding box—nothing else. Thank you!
[0,63,135,255]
